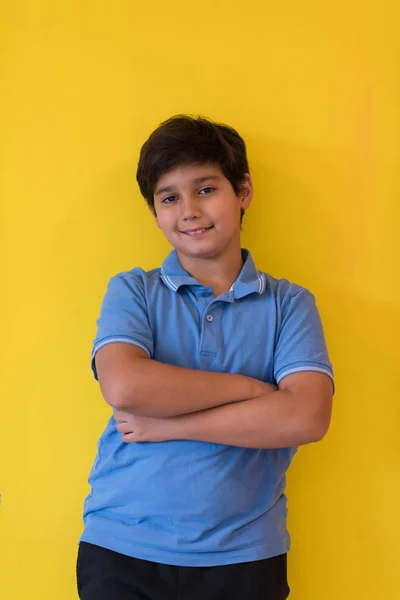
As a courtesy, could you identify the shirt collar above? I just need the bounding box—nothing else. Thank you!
[160,248,266,298]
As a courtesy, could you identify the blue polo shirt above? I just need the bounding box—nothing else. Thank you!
[80,248,334,567]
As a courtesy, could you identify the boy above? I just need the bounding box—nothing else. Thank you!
[77,115,334,600]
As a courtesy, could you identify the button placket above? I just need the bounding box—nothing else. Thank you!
[198,298,219,356]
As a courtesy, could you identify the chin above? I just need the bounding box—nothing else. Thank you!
[179,244,223,260]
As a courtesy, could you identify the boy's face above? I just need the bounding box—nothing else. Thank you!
[152,163,253,262]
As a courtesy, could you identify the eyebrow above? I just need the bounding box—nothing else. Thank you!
[155,175,221,197]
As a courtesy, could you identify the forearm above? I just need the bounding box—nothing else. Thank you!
[169,390,327,448]
[114,357,271,417]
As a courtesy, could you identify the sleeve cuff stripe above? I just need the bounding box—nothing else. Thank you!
[92,338,151,358]
[276,366,334,383]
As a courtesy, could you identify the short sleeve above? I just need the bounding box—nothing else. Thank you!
[274,287,335,394]
[90,271,153,380]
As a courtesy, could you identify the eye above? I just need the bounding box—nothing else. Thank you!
[161,195,178,204]
[199,187,215,195]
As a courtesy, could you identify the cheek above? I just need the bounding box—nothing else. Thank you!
[214,204,241,226]
[156,213,174,231]
[157,218,181,241]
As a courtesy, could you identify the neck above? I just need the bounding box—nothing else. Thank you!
[177,245,244,296]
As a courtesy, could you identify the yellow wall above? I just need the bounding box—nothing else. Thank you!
[1,1,399,598]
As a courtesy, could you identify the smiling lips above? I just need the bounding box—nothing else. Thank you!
[181,226,214,236]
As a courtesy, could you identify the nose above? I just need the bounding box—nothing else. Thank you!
[180,195,201,221]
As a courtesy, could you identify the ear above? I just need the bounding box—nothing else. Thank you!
[238,173,253,210]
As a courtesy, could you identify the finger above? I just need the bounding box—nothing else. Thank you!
[114,411,129,422]
[116,422,133,434]
[122,432,137,443]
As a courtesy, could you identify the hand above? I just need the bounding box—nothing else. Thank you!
[113,411,179,443]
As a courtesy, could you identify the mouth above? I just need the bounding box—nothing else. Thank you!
[181,226,214,237]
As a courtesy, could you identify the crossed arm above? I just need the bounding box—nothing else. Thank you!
[95,343,333,449]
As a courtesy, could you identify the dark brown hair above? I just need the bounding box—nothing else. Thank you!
[136,114,250,223]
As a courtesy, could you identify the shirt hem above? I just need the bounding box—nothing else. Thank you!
[79,526,290,567]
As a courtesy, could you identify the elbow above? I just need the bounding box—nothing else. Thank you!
[100,378,142,412]
[310,426,328,444]
[308,414,332,443]
[307,396,333,443]
[95,345,150,412]
[107,393,131,411]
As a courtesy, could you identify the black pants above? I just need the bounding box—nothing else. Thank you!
[77,542,290,600]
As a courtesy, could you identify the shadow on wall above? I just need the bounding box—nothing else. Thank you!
[244,135,372,289]
[242,136,399,595]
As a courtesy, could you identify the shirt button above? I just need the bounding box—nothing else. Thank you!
[206,314,214,322]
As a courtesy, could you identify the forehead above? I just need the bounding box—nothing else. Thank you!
[154,163,226,195]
